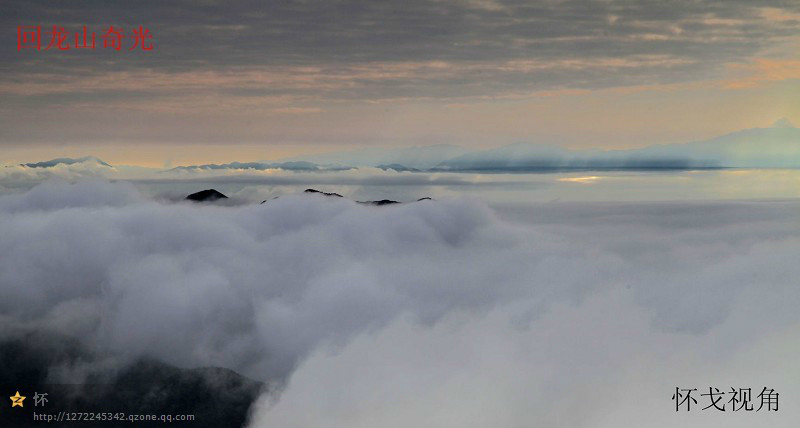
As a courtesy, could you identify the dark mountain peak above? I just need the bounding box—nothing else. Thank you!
[261,196,281,204]
[260,190,427,206]
[304,188,343,197]
[358,199,400,206]
[186,189,228,202]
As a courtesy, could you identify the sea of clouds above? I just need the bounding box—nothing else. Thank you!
[0,180,798,427]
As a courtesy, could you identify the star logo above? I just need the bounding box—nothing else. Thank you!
[10,391,25,407]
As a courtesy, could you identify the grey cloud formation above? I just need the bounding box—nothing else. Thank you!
[249,197,800,427]
[0,181,799,427]
[0,159,117,192]
[4,0,799,102]
[3,0,798,147]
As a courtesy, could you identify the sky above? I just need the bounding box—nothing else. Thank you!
[3,0,800,165]
[3,4,800,424]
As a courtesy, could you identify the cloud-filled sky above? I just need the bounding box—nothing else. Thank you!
[4,4,799,424]
[3,0,800,164]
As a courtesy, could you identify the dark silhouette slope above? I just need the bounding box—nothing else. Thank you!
[186,189,229,202]
[0,334,263,428]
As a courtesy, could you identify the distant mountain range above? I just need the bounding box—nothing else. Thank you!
[281,144,469,170]
[432,119,800,171]
[170,161,353,172]
[21,156,112,168]
[14,119,800,172]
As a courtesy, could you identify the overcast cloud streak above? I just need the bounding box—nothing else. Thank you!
[4,0,799,103]
[3,0,799,148]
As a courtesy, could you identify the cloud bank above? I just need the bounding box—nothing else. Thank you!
[3,1,799,147]
[5,0,800,100]
[0,181,798,427]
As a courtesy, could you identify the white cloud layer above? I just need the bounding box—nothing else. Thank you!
[0,181,798,427]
